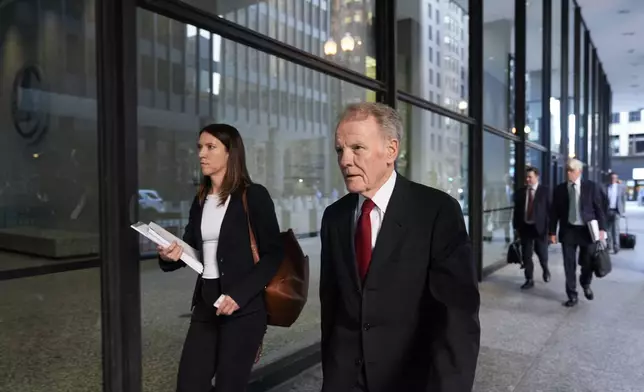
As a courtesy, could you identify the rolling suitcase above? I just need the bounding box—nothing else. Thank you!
[619,217,636,249]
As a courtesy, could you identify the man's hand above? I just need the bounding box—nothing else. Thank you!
[600,230,606,241]
[549,235,557,244]
[216,295,240,316]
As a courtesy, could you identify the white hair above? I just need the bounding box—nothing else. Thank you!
[567,158,583,171]
[336,102,403,142]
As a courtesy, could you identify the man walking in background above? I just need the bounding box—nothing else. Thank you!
[513,166,551,289]
[606,173,626,254]
[550,159,606,307]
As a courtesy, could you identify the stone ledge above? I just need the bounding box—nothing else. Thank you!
[0,227,99,259]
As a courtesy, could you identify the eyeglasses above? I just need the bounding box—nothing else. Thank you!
[566,168,575,172]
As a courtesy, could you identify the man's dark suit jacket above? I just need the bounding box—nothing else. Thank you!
[549,179,606,241]
[158,184,284,318]
[319,174,480,392]
[512,184,551,236]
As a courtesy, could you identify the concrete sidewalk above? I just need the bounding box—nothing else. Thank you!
[269,204,644,392]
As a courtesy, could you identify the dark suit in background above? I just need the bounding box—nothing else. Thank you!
[550,179,606,303]
[513,184,551,285]
[320,174,480,392]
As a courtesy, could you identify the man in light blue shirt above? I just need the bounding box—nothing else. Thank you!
[606,173,626,254]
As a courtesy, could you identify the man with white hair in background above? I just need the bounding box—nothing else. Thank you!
[549,159,606,307]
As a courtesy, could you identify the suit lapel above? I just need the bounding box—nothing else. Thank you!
[364,176,409,286]
[337,193,361,291]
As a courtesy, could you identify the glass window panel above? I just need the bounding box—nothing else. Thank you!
[551,0,562,152]
[137,11,375,390]
[397,1,469,114]
[526,147,544,175]
[180,0,376,77]
[483,0,515,131]
[0,0,99,271]
[398,102,469,221]
[526,0,544,144]
[482,131,515,268]
[0,269,102,390]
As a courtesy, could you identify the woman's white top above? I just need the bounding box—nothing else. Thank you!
[201,194,230,279]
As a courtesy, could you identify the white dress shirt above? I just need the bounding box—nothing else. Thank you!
[524,183,538,224]
[354,171,397,249]
[200,194,230,279]
[608,184,618,210]
[569,178,583,226]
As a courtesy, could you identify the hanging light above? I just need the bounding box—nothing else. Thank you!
[324,38,338,56]
[340,33,355,52]
[458,100,468,111]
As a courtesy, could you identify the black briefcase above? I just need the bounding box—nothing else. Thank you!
[619,217,636,249]
[507,239,523,266]
[592,242,612,278]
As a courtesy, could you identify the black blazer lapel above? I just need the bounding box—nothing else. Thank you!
[364,175,409,287]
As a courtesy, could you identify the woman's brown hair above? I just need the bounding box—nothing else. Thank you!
[197,124,252,206]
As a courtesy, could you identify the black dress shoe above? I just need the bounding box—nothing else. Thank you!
[563,297,578,307]
[543,270,551,283]
[521,280,534,290]
[583,287,594,300]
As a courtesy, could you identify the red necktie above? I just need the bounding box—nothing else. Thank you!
[526,188,534,220]
[355,199,376,281]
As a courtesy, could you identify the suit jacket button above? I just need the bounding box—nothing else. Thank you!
[354,358,363,366]
[363,323,371,331]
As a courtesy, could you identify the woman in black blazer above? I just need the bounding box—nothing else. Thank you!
[158,123,283,392]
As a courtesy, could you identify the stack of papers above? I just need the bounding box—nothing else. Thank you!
[131,221,203,274]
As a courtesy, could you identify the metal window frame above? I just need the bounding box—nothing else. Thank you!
[514,0,527,192]
[542,0,553,187]
[96,0,141,391]
[468,0,484,282]
[560,0,569,159]
[582,29,591,178]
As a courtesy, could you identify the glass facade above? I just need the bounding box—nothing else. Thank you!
[0,0,614,390]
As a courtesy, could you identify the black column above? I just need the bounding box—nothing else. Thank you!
[96,0,141,391]
[582,30,590,178]
[514,0,526,191]
[542,0,552,188]
[573,6,581,159]
[468,0,483,281]
[591,47,598,179]
[597,67,604,180]
[560,0,569,159]
[375,0,397,108]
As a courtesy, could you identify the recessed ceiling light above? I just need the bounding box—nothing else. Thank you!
[627,49,635,54]
[618,9,631,14]
[631,84,640,88]
[623,32,635,36]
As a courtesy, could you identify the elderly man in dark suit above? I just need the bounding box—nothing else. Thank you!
[606,173,626,253]
[319,102,480,392]
[513,166,551,289]
[549,159,606,307]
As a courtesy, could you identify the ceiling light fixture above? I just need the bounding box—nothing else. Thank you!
[631,84,640,88]
[618,9,631,14]
[622,32,635,36]
[627,49,635,54]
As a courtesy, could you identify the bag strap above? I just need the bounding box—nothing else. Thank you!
[242,189,260,264]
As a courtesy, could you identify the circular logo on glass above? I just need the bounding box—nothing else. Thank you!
[11,65,48,145]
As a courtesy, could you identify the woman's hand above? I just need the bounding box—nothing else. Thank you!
[216,295,240,316]
[158,241,183,262]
